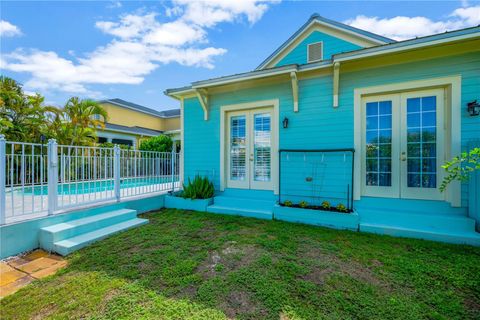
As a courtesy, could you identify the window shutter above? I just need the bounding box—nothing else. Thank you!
[307,42,323,62]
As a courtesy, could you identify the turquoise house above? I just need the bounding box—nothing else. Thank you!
[166,14,480,245]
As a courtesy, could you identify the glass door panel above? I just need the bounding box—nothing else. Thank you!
[253,113,271,182]
[400,89,444,200]
[227,113,249,189]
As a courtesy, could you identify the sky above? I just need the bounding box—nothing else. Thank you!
[1,0,479,111]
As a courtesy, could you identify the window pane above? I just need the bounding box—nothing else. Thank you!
[254,113,271,182]
[406,95,437,189]
[365,100,392,188]
[230,116,246,181]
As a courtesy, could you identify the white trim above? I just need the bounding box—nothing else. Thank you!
[290,71,299,112]
[354,75,461,206]
[333,62,340,108]
[336,32,479,62]
[180,97,185,186]
[220,99,280,194]
[195,89,209,121]
[307,41,323,63]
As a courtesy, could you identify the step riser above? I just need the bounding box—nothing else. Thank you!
[360,225,480,246]
[54,219,148,256]
[220,189,275,201]
[40,210,138,249]
[355,197,467,216]
[359,211,476,233]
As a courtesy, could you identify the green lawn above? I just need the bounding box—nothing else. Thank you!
[2,209,480,319]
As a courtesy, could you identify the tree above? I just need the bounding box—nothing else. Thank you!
[0,76,59,142]
[440,148,480,191]
[62,97,108,145]
[139,135,173,152]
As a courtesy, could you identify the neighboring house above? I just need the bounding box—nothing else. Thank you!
[165,14,480,245]
[98,98,180,148]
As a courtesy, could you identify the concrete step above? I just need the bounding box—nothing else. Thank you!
[53,218,148,256]
[355,197,467,216]
[358,209,476,234]
[360,223,480,246]
[40,209,138,251]
[207,205,272,220]
[220,188,276,201]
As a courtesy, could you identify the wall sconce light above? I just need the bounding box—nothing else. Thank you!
[282,117,289,128]
[467,100,480,116]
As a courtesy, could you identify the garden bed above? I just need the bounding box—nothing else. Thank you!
[273,204,359,231]
[164,194,213,212]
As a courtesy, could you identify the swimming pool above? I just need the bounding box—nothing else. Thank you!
[20,177,175,195]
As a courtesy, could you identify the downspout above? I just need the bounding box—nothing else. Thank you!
[333,62,340,108]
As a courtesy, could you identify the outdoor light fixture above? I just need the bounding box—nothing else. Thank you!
[283,117,289,128]
[467,100,480,116]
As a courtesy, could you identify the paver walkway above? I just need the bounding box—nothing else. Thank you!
[0,250,66,298]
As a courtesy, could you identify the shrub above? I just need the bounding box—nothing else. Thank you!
[336,203,348,212]
[299,200,308,208]
[179,176,214,200]
[440,148,480,192]
[283,200,293,207]
[321,201,331,209]
[139,135,173,153]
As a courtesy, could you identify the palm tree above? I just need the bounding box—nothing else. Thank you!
[62,97,108,145]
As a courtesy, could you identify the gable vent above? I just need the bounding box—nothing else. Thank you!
[307,42,323,62]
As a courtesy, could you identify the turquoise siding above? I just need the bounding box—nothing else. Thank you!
[275,30,362,67]
[183,51,480,210]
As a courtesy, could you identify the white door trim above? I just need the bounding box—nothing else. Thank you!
[354,75,461,206]
[220,99,280,194]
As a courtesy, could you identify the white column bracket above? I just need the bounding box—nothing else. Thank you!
[290,71,299,112]
[195,89,209,121]
[333,62,340,108]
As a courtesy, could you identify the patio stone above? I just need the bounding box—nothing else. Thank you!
[0,276,34,298]
[0,268,26,286]
[0,250,67,298]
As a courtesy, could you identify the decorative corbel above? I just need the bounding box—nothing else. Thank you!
[195,89,209,120]
[290,71,299,112]
[333,62,340,108]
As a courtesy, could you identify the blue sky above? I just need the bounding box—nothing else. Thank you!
[1,1,479,111]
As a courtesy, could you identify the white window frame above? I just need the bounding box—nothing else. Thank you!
[353,75,462,206]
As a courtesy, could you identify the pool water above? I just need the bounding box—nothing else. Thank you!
[22,177,174,195]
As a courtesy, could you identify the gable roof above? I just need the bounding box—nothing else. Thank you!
[104,123,164,136]
[255,13,395,70]
[100,98,180,118]
[165,25,479,97]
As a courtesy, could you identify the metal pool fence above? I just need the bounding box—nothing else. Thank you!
[0,135,180,224]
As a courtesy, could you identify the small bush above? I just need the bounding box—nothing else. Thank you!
[283,200,293,207]
[321,201,331,209]
[139,135,173,152]
[299,200,308,208]
[179,176,214,200]
[336,203,348,212]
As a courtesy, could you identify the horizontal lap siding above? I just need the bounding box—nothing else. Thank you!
[276,31,362,67]
[183,51,479,208]
[341,51,480,207]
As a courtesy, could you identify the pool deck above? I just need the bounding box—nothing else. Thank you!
[5,181,180,224]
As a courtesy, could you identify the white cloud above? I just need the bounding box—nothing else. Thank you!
[0,20,22,37]
[345,5,480,41]
[1,1,278,95]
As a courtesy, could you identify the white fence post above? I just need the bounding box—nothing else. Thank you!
[171,145,175,192]
[0,135,6,225]
[47,139,58,215]
[114,145,121,202]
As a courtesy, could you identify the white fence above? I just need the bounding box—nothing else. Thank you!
[0,135,180,224]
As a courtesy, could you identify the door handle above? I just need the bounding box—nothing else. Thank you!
[249,154,254,162]
[401,151,406,161]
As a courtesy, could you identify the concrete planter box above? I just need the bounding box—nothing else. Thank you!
[164,195,213,212]
[273,205,359,231]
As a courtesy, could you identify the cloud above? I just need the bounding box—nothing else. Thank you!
[1,1,278,95]
[345,5,480,40]
[0,20,22,37]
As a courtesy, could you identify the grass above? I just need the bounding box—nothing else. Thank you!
[2,209,480,319]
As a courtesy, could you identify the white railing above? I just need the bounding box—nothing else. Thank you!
[0,135,180,225]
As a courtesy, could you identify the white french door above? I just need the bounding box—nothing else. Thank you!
[227,108,273,190]
[362,89,445,200]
